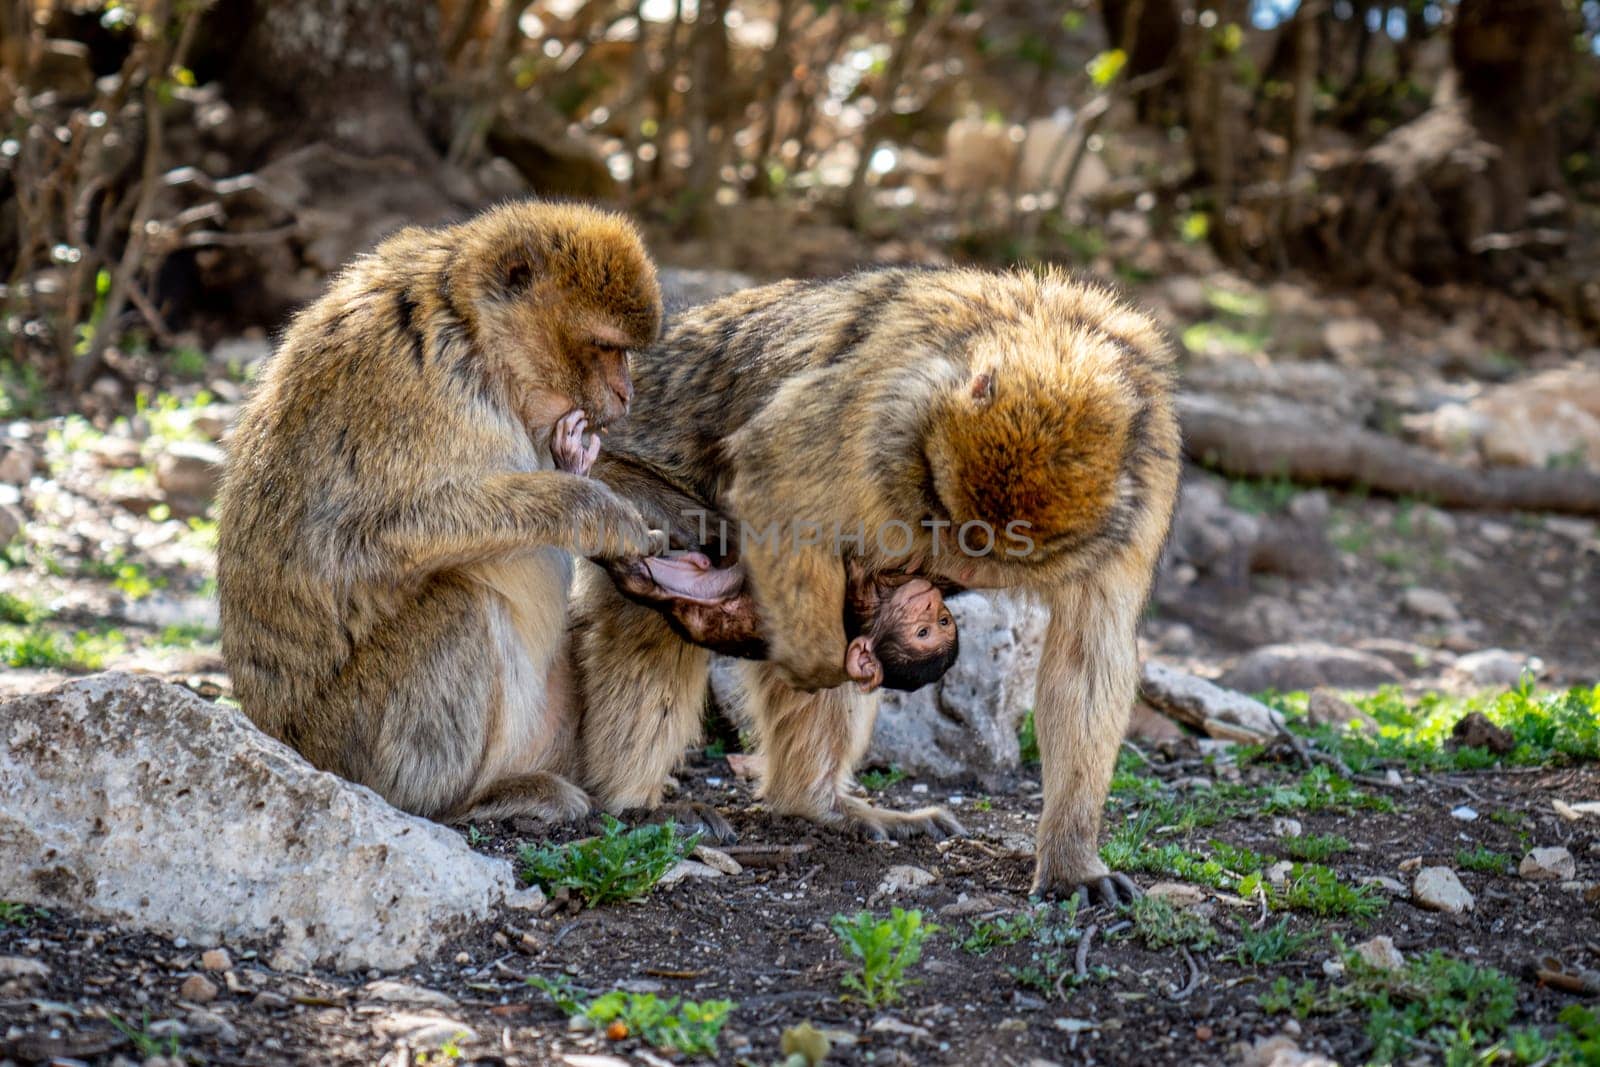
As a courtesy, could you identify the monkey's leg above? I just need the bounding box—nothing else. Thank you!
[571,566,734,841]
[1030,569,1145,905]
[445,772,592,824]
[444,634,593,826]
[739,661,964,841]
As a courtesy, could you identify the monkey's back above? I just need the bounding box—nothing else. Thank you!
[608,267,1177,535]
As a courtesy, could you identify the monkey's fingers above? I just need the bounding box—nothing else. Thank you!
[646,528,671,555]
[582,430,601,470]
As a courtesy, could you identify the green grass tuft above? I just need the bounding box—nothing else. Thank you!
[831,908,938,1008]
[517,816,698,907]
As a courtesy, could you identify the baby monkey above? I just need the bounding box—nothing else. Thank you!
[606,552,960,692]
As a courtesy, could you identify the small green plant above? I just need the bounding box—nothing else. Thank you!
[857,765,907,792]
[0,592,47,625]
[1005,898,1092,996]
[528,976,733,1056]
[1279,833,1352,862]
[1270,863,1386,920]
[0,901,44,927]
[107,1012,181,1059]
[1129,895,1217,951]
[1259,941,1522,1062]
[961,909,1043,955]
[156,622,218,648]
[831,908,938,1008]
[517,815,698,907]
[702,738,726,759]
[1455,845,1510,873]
[1230,917,1316,966]
[1018,709,1039,763]
[464,824,487,848]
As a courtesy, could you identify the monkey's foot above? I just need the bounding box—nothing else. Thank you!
[1032,866,1143,908]
[447,772,593,825]
[838,795,965,842]
[625,801,738,844]
[551,409,600,476]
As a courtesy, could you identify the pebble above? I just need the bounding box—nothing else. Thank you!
[1450,806,1478,822]
[362,980,457,1008]
[186,1007,240,1044]
[372,1012,478,1046]
[1453,649,1543,688]
[1413,867,1474,913]
[0,956,50,979]
[1519,847,1576,882]
[179,974,219,1003]
[873,865,937,900]
[1401,587,1460,622]
[1359,875,1408,896]
[1271,817,1304,838]
[506,886,547,911]
[1146,882,1207,908]
[1353,935,1405,972]
[692,844,743,875]
[658,859,724,885]
[200,948,232,971]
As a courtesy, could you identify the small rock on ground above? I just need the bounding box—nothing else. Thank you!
[1353,935,1405,971]
[1413,867,1475,913]
[1520,847,1576,882]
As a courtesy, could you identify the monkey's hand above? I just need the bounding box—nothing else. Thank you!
[551,409,601,477]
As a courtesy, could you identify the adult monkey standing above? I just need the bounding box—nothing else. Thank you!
[574,267,1179,901]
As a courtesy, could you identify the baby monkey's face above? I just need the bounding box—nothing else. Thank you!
[883,579,955,657]
[845,574,961,694]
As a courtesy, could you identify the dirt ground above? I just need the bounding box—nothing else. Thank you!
[3,744,1597,1066]
[4,256,1600,1065]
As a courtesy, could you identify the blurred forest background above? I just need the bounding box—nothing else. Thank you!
[1,0,1599,413]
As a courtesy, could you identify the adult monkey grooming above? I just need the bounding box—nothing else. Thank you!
[576,268,1179,901]
[218,200,666,824]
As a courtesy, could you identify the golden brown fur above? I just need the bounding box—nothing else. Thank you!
[218,200,664,824]
[573,267,1179,894]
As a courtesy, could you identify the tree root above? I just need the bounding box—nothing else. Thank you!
[1178,393,1600,516]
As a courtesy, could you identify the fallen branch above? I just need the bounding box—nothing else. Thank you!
[1169,946,1202,1001]
[1178,393,1600,516]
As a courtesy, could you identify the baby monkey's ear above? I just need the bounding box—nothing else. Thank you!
[845,636,883,693]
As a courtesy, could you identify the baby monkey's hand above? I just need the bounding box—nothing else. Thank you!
[551,408,601,476]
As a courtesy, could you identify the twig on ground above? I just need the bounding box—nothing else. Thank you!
[1169,946,1202,1001]
[1074,923,1099,982]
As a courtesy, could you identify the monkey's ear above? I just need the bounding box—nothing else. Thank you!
[969,370,996,405]
[845,636,883,693]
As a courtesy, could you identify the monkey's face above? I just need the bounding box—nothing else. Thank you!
[455,200,662,437]
[845,577,960,693]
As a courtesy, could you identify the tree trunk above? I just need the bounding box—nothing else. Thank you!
[229,0,446,157]
[1451,0,1573,231]
[1100,0,1179,120]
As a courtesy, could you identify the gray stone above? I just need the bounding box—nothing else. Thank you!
[0,502,22,547]
[1452,648,1544,688]
[1353,935,1404,972]
[1219,642,1404,694]
[0,442,36,485]
[0,673,516,971]
[154,441,225,509]
[1412,867,1474,913]
[869,591,1046,778]
[1401,588,1460,622]
[1519,847,1576,882]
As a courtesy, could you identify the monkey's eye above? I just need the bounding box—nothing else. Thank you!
[917,627,930,639]
[939,615,952,627]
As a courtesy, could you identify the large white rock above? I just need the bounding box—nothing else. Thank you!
[0,673,516,971]
[870,590,1047,778]
[709,591,1046,780]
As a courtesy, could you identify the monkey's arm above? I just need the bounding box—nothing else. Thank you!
[372,471,663,573]
[736,530,850,691]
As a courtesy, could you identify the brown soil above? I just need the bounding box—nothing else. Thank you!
[3,751,1596,1066]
